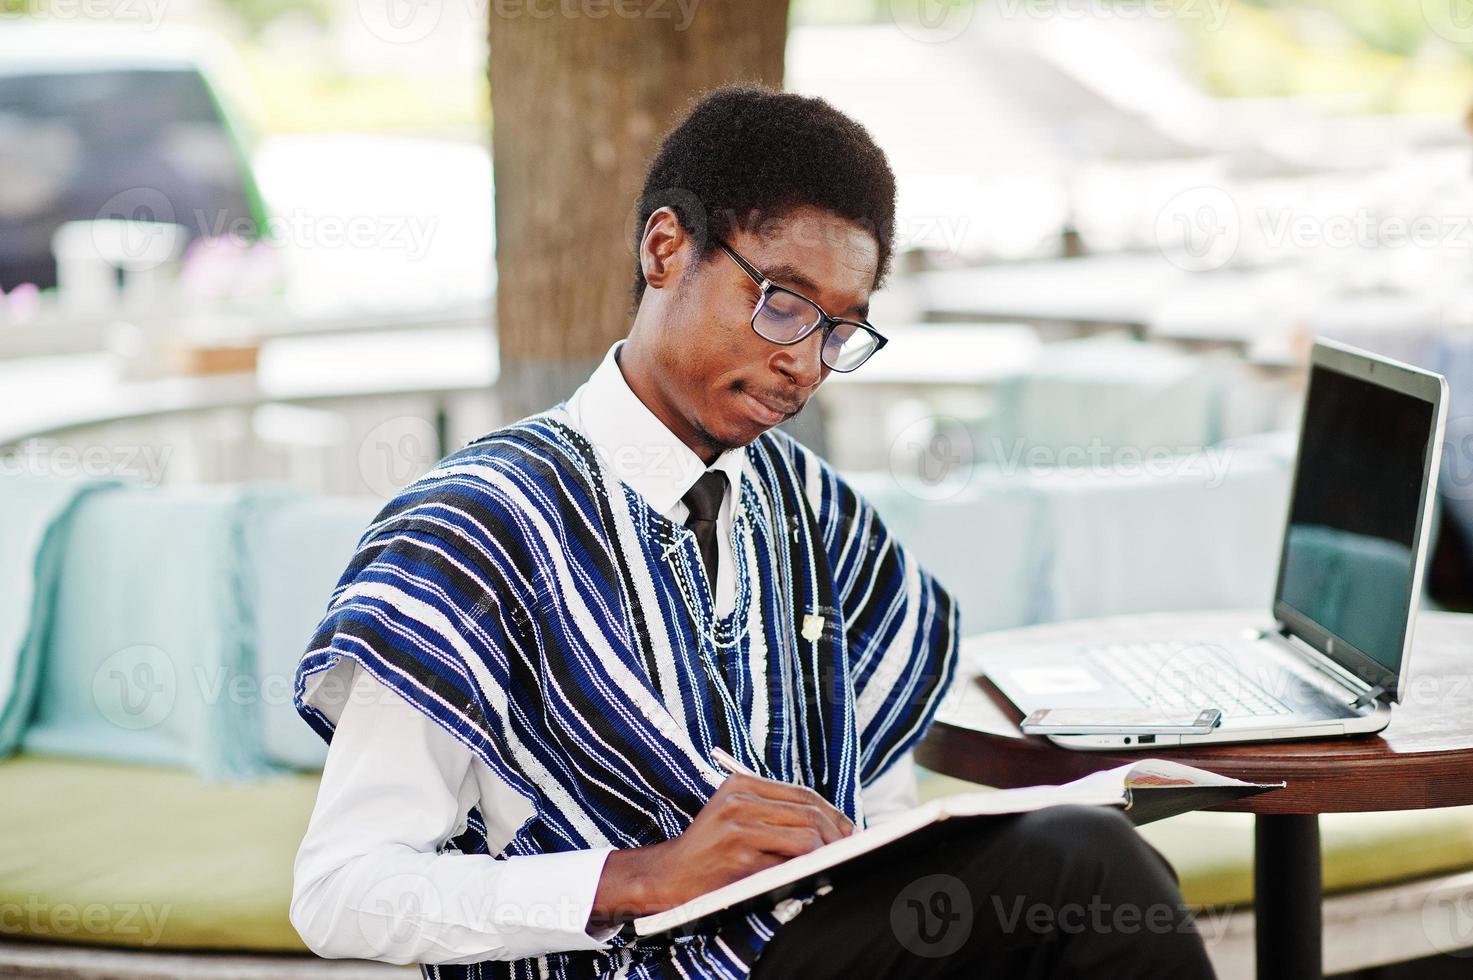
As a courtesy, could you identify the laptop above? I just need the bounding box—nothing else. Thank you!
[985,338,1448,751]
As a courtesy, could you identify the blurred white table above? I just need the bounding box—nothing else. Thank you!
[0,324,496,445]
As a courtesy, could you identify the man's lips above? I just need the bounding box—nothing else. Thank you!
[738,388,800,425]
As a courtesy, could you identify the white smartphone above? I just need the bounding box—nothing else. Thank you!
[1020,707,1223,736]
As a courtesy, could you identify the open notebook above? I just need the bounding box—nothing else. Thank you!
[633,759,1283,938]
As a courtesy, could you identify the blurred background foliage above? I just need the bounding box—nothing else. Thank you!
[4,0,1468,134]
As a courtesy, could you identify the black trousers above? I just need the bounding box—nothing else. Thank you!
[750,804,1218,979]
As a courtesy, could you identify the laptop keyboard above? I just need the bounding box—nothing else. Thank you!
[1083,641,1294,718]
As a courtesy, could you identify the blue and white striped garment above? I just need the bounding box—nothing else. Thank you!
[294,404,960,979]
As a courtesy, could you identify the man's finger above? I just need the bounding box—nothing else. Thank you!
[741,796,849,845]
[721,773,855,837]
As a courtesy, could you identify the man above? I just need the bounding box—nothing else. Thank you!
[290,85,1217,979]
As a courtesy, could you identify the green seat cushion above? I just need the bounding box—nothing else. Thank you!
[916,769,1473,909]
[0,754,317,951]
[9,754,1471,953]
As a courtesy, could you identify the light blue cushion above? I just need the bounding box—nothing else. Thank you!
[0,475,119,756]
[849,469,1052,636]
[243,494,381,770]
[22,485,271,780]
[850,443,1297,630]
[1024,448,1294,620]
[985,336,1227,464]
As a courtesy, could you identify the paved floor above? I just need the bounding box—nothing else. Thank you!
[0,937,410,979]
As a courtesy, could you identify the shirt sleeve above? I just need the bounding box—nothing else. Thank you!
[290,664,620,965]
[859,748,919,826]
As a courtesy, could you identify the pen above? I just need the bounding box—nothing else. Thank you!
[711,746,759,777]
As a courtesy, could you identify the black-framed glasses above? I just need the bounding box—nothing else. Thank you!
[716,239,888,373]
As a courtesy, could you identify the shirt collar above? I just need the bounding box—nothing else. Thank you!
[568,338,747,517]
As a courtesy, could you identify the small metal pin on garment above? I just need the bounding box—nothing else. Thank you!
[801,614,824,642]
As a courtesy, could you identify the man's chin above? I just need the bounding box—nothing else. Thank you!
[701,416,765,455]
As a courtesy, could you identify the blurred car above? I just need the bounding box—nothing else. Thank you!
[0,26,269,293]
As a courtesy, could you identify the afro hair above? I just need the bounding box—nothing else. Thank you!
[630,84,898,312]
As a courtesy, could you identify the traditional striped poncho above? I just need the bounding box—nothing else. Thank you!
[294,405,959,979]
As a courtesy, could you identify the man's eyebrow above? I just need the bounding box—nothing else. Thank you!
[761,262,871,320]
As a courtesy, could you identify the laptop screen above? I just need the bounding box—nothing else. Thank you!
[1275,355,1438,691]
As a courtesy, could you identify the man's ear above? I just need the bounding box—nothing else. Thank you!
[640,207,688,290]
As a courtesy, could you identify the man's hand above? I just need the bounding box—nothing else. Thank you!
[586,771,856,932]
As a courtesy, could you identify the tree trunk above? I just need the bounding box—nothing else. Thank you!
[488,0,791,422]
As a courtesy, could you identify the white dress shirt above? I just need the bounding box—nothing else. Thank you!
[290,338,919,965]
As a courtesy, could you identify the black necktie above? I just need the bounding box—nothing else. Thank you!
[681,470,728,592]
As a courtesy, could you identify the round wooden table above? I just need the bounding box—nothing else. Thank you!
[915,609,1473,980]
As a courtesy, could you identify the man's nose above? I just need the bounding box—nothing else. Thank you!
[772,329,826,389]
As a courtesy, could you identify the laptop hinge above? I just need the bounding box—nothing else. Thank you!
[1350,685,1387,709]
[1273,623,1380,704]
